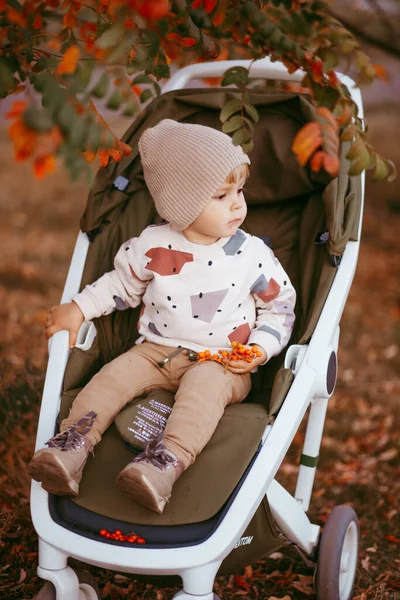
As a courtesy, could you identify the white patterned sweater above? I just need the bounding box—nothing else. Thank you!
[73,223,296,362]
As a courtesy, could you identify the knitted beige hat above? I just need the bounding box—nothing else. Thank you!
[138,119,251,231]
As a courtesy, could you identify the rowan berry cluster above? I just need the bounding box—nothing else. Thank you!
[99,529,146,544]
[197,342,263,364]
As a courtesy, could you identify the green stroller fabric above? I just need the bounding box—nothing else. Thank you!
[57,89,361,544]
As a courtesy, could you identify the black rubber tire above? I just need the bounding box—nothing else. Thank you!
[33,569,101,599]
[315,505,359,600]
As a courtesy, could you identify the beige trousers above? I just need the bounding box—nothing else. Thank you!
[61,341,251,469]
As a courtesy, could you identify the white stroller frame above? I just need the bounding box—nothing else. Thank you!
[30,57,364,600]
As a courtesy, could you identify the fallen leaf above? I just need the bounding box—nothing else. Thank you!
[18,568,26,584]
[379,448,398,462]
[361,555,370,571]
[384,535,399,544]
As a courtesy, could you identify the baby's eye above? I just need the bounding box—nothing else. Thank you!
[214,193,226,200]
[238,188,244,194]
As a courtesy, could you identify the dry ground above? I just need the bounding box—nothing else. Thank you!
[0,107,399,600]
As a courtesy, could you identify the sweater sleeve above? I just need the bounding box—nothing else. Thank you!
[247,240,296,364]
[72,234,153,321]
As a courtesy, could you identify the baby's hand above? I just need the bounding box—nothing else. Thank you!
[45,302,85,348]
[223,345,268,375]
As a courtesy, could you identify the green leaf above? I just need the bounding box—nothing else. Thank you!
[33,71,53,93]
[76,60,95,88]
[132,73,153,85]
[90,72,109,99]
[126,63,138,76]
[86,123,102,152]
[153,81,161,97]
[57,102,76,133]
[221,66,249,87]
[22,106,53,132]
[96,25,125,49]
[320,48,339,72]
[232,128,247,146]
[7,0,22,12]
[242,139,254,154]
[153,60,170,80]
[372,156,393,181]
[0,60,16,98]
[106,87,123,110]
[243,103,259,123]
[122,101,138,118]
[69,118,88,149]
[32,55,49,74]
[220,99,242,123]
[140,88,153,104]
[221,115,243,133]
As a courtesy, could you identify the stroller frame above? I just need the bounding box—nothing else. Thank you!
[30,58,364,600]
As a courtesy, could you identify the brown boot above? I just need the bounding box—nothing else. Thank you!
[116,435,184,514]
[28,411,96,496]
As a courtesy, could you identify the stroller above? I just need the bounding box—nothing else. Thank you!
[31,57,364,600]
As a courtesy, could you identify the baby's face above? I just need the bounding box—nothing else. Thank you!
[183,174,247,245]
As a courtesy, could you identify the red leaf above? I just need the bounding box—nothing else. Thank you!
[234,575,250,591]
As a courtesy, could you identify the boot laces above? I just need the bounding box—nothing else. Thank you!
[134,434,178,471]
[46,411,96,452]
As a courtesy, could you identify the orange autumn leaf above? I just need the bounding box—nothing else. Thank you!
[292,122,322,166]
[212,9,224,26]
[98,149,110,166]
[310,150,324,172]
[47,37,62,52]
[118,140,132,156]
[10,84,26,95]
[336,102,353,127]
[136,0,170,20]
[56,45,80,75]
[323,153,340,175]
[5,101,27,119]
[131,85,142,97]
[8,120,37,160]
[205,0,217,12]
[63,7,77,28]
[373,64,389,82]
[166,33,196,47]
[6,8,26,26]
[33,154,56,179]
[109,148,122,162]
[82,149,97,163]
[317,106,339,132]
[32,13,43,29]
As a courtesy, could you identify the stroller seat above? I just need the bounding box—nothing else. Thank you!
[31,69,363,599]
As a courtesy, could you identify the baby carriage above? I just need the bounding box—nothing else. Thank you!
[31,57,364,600]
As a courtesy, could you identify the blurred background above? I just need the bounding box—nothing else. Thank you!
[0,2,399,599]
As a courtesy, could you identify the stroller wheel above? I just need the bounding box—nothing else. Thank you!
[315,505,359,600]
[33,569,101,599]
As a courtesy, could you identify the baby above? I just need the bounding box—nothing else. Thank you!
[29,119,296,514]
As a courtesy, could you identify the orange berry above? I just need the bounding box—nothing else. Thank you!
[205,350,211,356]
[244,348,251,354]
[231,355,238,360]
[198,352,204,358]
[221,351,228,357]
[252,346,258,352]
[256,351,262,357]
[246,358,252,363]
